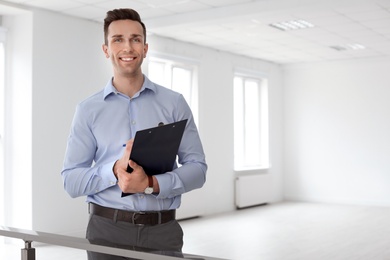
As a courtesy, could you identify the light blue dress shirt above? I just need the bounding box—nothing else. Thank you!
[61,76,207,211]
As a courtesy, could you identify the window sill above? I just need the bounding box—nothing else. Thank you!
[234,165,270,172]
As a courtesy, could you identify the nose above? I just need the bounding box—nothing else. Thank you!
[123,40,133,52]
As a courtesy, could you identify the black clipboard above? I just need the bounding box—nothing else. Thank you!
[121,119,188,197]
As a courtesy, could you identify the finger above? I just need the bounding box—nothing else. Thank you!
[125,139,134,153]
[116,167,128,178]
[120,140,133,168]
[128,160,139,170]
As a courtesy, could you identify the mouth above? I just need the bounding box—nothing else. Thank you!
[120,57,136,62]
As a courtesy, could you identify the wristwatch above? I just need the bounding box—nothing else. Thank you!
[144,175,154,194]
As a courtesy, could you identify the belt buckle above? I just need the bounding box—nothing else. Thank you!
[131,211,162,225]
[132,212,146,225]
[156,212,162,225]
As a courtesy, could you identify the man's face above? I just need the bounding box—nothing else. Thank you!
[102,19,148,78]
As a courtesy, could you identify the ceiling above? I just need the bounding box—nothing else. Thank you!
[1,0,390,64]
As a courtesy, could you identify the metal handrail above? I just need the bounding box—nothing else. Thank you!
[1,226,227,260]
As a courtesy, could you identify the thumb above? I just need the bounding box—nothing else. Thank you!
[128,160,139,170]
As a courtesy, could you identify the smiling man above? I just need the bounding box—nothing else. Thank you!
[61,8,207,260]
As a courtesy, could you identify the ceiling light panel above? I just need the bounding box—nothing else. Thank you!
[330,43,366,51]
[269,19,314,31]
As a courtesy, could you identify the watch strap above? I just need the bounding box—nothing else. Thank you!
[147,175,153,188]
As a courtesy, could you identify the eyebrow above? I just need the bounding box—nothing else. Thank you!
[111,34,142,39]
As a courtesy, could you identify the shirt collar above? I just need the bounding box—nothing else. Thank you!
[103,75,156,100]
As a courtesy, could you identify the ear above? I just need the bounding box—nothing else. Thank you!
[143,43,149,58]
[102,44,109,58]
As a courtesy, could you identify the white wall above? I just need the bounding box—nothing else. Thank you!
[2,6,284,235]
[283,57,390,206]
[31,9,111,235]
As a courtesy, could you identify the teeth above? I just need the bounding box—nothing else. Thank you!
[121,57,134,61]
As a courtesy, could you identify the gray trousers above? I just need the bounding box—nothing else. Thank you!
[86,213,184,260]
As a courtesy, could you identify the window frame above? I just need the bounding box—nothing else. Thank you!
[233,70,269,171]
[0,26,6,229]
[146,53,199,126]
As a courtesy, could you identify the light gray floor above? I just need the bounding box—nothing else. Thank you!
[2,202,390,260]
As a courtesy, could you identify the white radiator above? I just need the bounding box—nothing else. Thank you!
[235,174,272,208]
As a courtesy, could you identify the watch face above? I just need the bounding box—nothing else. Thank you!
[144,187,153,194]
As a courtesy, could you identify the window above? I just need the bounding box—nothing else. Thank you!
[147,56,198,125]
[234,73,269,170]
[0,27,5,226]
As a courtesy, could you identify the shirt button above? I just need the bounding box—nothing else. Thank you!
[140,195,144,199]
[131,120,136,125]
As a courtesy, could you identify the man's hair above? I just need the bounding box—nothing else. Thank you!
[103,8,147,45]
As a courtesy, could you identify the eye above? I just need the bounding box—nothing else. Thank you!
[131,37,142,43]
[113,38,122,43]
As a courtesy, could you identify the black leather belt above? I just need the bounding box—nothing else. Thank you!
[89,203,175,226]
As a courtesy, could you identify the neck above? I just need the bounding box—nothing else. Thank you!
[112,73,144,98]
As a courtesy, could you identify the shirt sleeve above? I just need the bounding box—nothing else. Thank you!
[61,104,118,198]
[155,95,207,199]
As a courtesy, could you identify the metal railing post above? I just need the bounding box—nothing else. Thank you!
[21,240,35,260]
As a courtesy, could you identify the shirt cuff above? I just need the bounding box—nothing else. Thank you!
[154,173,171,199]
[100,160,118,187]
